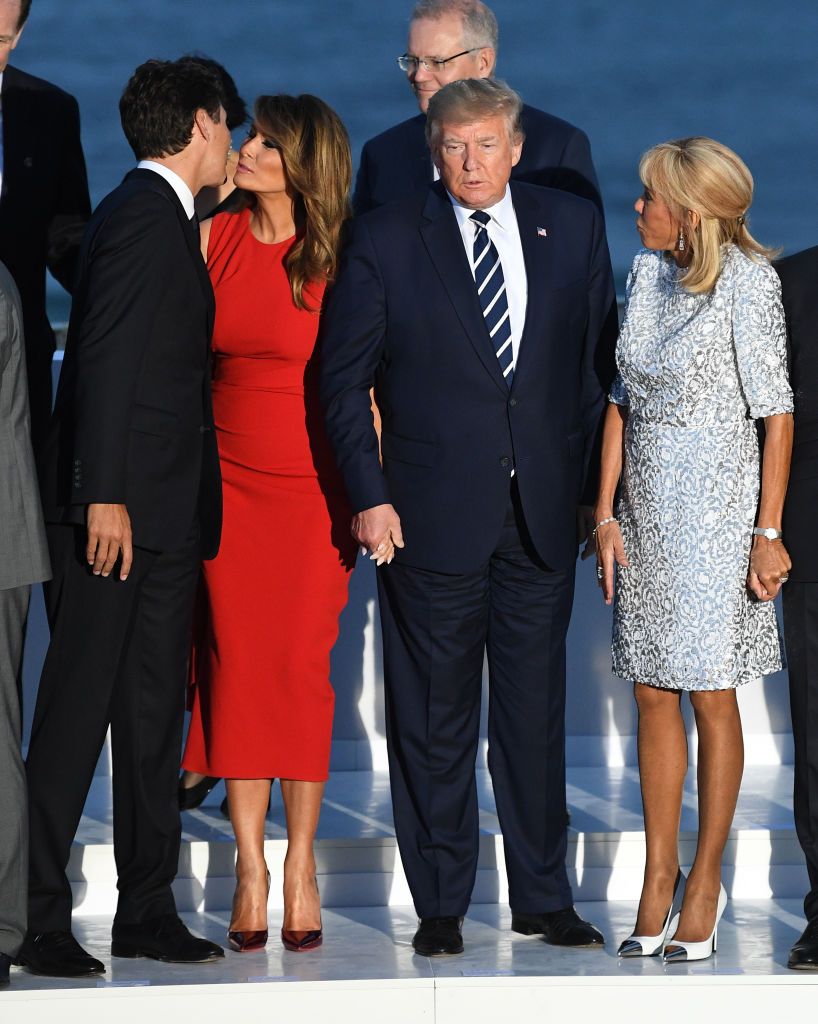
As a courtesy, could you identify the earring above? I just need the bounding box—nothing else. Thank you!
[677,228,685,252]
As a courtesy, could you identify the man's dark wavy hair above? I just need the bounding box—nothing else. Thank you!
[18,1,32,30]
[183,55,247,131]
[119,57,227,161]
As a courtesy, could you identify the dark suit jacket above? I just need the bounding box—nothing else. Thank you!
[777,245,818,582]
[320,180,616,574]
[353,105,602,216]
[0,66,91,446]
[39,169,222,559]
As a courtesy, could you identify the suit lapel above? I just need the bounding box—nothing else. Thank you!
[420,184,508,394]
[509,182,555,388]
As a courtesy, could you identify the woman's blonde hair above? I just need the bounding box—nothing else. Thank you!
[253,94,352,311]
[639,136,777,294]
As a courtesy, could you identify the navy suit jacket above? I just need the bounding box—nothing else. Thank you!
[777,246,818,582]
[320,180,616,574]
[353,105,602,216]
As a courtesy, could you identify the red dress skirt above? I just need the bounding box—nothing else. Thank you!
[182,208,355,781]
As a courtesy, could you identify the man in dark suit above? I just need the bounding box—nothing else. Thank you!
[777,246,818,970]
[353,0,601,215]
[321,78,616,956]
[18,57,230,978]
[0,0,91,451]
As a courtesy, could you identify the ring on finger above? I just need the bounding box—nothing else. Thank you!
[779,574,789,583]
[596,565,604,580]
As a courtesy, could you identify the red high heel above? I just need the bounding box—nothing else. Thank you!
[228,868,271,953]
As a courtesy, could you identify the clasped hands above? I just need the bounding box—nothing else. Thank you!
[747,536,791,602]
[352,503,404,566]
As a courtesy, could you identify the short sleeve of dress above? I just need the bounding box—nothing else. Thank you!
[731,256,793,420]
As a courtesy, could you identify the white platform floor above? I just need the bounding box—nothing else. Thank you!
[4,901,818,1022]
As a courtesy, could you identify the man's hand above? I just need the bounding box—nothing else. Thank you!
[577,505,596,560]
[86,503,133,580]
[352,503,404,566]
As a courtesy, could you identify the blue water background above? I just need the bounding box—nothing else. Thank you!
[22,0,818,320]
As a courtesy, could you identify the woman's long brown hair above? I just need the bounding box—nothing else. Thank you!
[253,94,352,311]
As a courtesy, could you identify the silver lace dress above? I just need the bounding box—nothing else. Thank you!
[610,246,793,690]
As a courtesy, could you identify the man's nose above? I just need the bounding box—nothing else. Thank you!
[411,60,432,82]
[463,145,480,169]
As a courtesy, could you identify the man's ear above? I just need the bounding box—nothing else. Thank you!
[193,108,212,142]
[477,47,495,78]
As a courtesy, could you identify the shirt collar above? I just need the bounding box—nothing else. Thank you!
[447,184,514,233]
[136,160,195,219]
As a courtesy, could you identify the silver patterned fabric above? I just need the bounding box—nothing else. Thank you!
[610,245,793,690]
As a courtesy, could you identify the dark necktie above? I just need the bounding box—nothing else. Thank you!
[470,210,513,386]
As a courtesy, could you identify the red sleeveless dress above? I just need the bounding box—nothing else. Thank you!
[182,208,355,781]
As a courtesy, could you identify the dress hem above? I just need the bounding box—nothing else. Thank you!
[611,658,785,692]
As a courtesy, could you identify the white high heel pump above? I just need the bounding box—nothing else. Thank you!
[663,882,727,963]
[618,870,684,958]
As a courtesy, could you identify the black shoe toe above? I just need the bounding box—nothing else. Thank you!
[412,916,464,956]
[16,931,105,977]
[511,907,604,947]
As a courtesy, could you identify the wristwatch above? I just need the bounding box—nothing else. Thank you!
[753,527,783,541]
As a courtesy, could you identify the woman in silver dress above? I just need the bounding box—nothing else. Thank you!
[595,137,793,963]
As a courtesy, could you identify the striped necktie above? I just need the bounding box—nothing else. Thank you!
[470,210,513,386]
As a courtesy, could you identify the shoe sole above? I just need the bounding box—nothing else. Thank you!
[16,962,104,978]
[111,945,223,963]
[788,961,818,970]
[512,924,603,947]
[412,946,464,957]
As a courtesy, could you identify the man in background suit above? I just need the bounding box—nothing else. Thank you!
[322,78,616,956]
[353,0,601,215]
[18,57,229,978]
[777,246,818,969]
[0,261,50,986]
[0,0,91,451]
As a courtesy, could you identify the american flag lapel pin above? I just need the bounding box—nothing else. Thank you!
[537,226,548,238]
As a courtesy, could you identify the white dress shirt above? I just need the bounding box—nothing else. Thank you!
[448,185,528,369]
[136,159,195,219]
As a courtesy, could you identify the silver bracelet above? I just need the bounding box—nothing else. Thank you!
[592,516,618,538]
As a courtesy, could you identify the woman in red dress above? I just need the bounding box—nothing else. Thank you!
[182,94,357,952]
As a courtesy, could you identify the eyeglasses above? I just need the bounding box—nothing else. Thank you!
[396,48,482,73]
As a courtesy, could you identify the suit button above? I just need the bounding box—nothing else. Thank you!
[509,398,518,407]
[499,456,510,468]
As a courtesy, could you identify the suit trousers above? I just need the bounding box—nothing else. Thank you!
[377,480,575,918]
[0,585,30,956]
[26,523,200,932]
[783,581,818,922]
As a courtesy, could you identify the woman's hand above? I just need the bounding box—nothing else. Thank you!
[595,517,629,606]
[747,537,791,601]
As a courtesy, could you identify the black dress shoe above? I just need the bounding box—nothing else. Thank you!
[412,916,464,956]
[16,930,105,977]
[788,919,818,970]
[0,952,11,984]
[178,774,221,810]
[111,914,224,963]
[511,906,604,947]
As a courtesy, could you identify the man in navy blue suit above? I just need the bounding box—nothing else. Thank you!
[321,78,616,956]
[353,0,601,215]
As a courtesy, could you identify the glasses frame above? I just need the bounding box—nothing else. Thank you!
[396,47,483,74]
